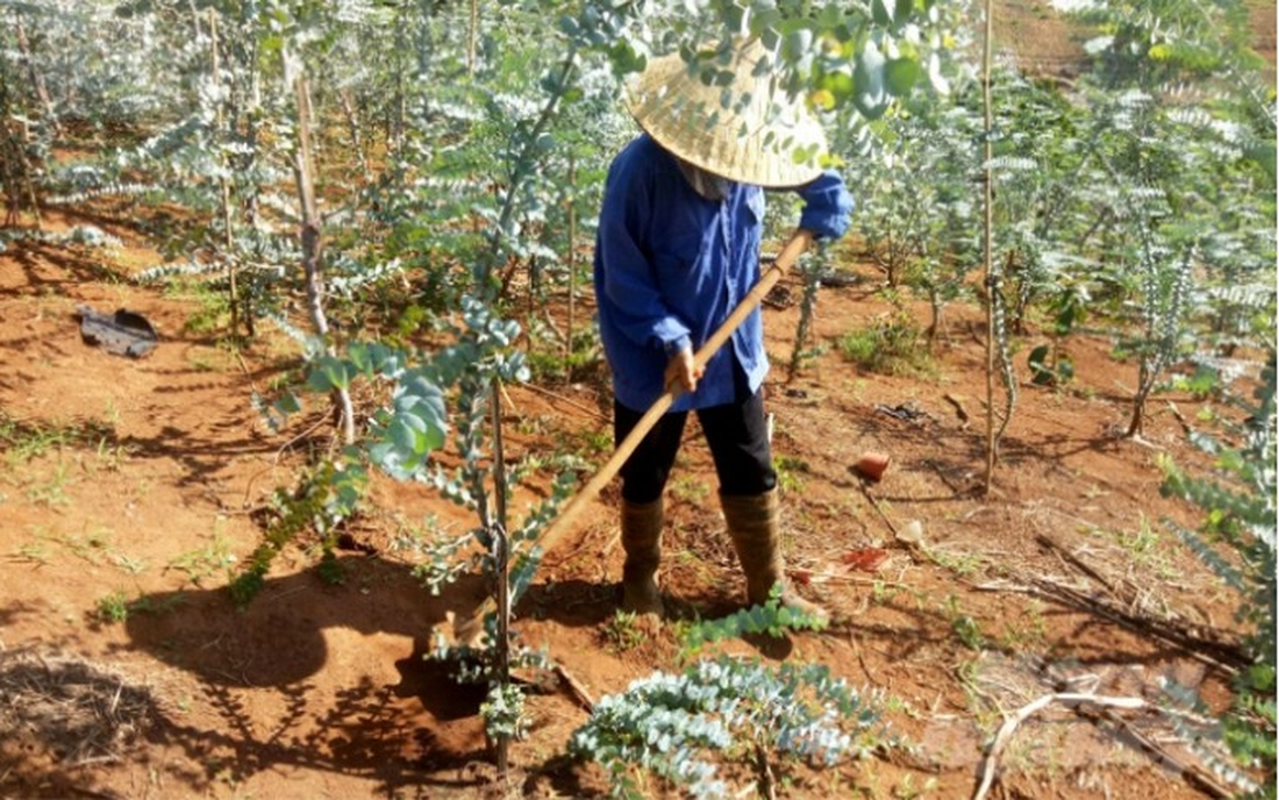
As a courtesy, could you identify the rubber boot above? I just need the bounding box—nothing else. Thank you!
[722,489,829,623]
[620,497,664,618]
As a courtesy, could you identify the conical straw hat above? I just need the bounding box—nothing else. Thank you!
[625,39,828,188]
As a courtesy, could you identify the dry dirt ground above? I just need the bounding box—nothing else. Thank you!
[0,190,1260,800]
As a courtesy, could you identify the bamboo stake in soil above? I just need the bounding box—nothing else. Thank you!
[209,10,240,342]
[491,379,511,779]
[565,154,577,380]
[981,0,996,495]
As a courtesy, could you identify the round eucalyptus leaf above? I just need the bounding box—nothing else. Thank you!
[884,57,921,95]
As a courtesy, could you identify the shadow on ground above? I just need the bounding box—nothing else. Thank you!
[97,561,499,796]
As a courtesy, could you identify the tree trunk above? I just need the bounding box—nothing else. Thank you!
[209,10,240,342]
[981,0,997,494]
[14,21,60,139]
[292,71,355,446]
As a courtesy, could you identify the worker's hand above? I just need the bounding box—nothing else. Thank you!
[665,346,703,394]
[795,171,854,240]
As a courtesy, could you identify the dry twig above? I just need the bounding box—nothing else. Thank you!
[973,692,1145,800]
[552,663,595,712]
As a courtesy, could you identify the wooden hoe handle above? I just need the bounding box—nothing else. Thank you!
[535,229,815,555]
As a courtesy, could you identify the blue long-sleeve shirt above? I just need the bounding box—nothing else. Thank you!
[593,134,852,412]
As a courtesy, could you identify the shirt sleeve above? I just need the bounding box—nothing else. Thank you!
[795,170,855,240]
[596,165,693,355]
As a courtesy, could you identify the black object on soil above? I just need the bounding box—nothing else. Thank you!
[75,305,159,358]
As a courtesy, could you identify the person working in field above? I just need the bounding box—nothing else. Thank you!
[593,39,853,622]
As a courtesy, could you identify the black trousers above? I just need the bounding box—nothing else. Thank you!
[614,364,776,504]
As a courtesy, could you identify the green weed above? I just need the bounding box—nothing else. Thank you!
[59,526,117,564]
[1096,515,1182,580]
[11,530,55,565]
[836,313,934,376]
[94,590,184,625]
[0,413,114,466]
[603,610,648,653]
[774,454,809,494]
[95,591,131,623]
[166,529,238,587]
[943,594,986,651]
[925,545,985,577]
[670,475,710,504]
[998,601,1048,651]
[25,463,75,507]
[90,437,134,472]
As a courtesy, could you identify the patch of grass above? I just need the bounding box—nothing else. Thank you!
[1096,514,1182,580]
[26,463,75,507]
[526,345,602,384]
[943,594,986,651]
[836,312,934,376]
[110,552,148,576]
[579,428,612,458]
[774,454,809,494]
[59,526,117,565]
[670,475,710,504]
[925,545,986,577]
[549,426,613,472]
[94,591,132,624]
[602,610,647,653]
[11,530,55,565]
[94,589,184,625]
[89,437,134,473]
[892,774,941,799]
[165,279,229,337]
[870,580,901,605]
[166,529,238,587]
[0,413,115,467]
[997,600,1048,651]
[186,347,232,372]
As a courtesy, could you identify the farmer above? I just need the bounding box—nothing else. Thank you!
[594,40,853,621]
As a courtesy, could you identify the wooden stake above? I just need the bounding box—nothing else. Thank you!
[565,154,577,380]
[491,379,511,779]
[468,0,480,78]
[981,0,997,495]
[209,10,239,342]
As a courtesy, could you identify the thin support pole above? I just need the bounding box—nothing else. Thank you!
[490,379,511,779]
[565,154,577,379]
[209,10,239,342]
[981,0,997,495]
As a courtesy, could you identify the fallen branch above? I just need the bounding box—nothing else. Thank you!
[858,481,898,537]
[1033,575,1246,673]
[552,663,595,711]
[973,692,1145,800]
[1071,698,1235,799]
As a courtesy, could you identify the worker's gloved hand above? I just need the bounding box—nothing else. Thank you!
[664,346,703,394]
[795,170,854,240]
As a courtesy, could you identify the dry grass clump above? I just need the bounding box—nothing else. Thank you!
[0,646,157,769]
